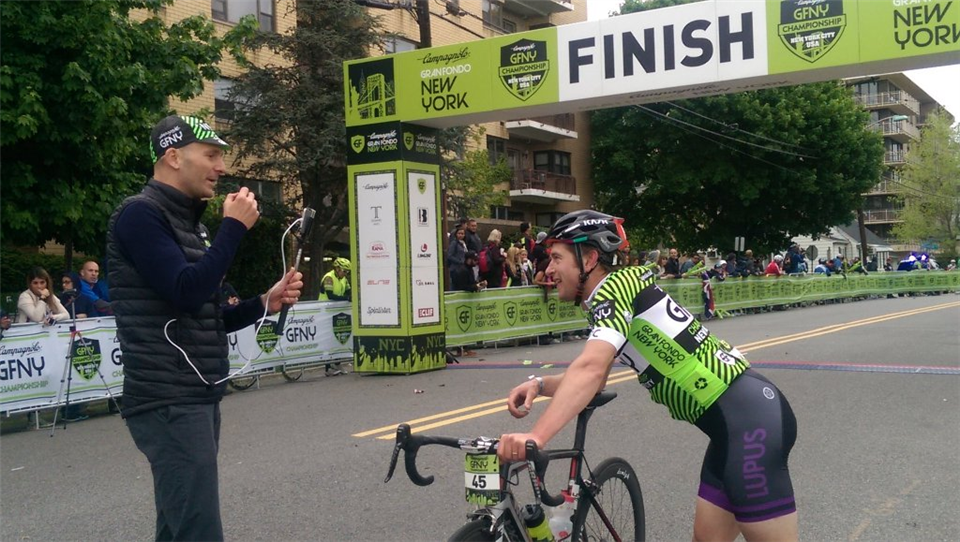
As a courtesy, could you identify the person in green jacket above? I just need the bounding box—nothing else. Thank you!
[318,258,351,302]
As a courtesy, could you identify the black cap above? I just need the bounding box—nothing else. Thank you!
[151,115,229,163]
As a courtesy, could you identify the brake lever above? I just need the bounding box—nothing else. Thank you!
[384,424,410,483]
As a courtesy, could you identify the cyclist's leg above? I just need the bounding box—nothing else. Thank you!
[692,497,739,542]
[693,441,740,542]
[695,369,799,541]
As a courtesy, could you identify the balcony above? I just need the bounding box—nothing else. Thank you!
[854,91,920,116]
[505,114,577,142]
[884,151,907,166]
[865,178,899,195]
[862,209,903,224]
[508,169,579,204]
[873,119,919,143]
[507,0,574,17]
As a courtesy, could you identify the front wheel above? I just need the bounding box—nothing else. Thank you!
[572,457,645,542]
[448,517,496,542]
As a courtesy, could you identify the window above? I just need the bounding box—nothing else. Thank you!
[536,212,564,228]
[482,0,504,29]
[533,150,571,175]
[502,19,517,33]
[212,0,274,31]
[487,136,507,165]
[214,79,236,122]
[490,205,524,221]
[385,36,418,54]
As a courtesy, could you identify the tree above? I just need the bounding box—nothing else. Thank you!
[0,0,252,266]
[223,0,383,294]
[591,0,884,255]
[438,127,510,223]
[893,110,960,261]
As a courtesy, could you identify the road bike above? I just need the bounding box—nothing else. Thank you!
[385,390,645,541]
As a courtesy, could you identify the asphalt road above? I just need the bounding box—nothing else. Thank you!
[1,294,958,541]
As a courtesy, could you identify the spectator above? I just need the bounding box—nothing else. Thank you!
[446,227,467,270]
[724,252,739,278]
[795,248,808,274]
[318,258,351,301]
[680,253,703,276]
[0,309,12,340]
[814,259,831,276]
[883,257,894,272]
[739,249,759,276]
[220,282,240,308]
[784,244,801,274]
[450,251,486,292]
[505,245,522,287]
[447,218,467,245]
[529,231,548,270]
[662,248,681,278]
[655,253,669,278]
[947,259,957,271]
[483,229,507,288]
[847,256,869,275]
[518,249,534,286]
[833,254,844,273]
[16,267,69,325]
[59,271,94,319]
[765,255,784,276]
[518,222,535,255]
[700,263,726,320]
[79,260,112,316]
[107,114,303,541]
[464,218,483,254]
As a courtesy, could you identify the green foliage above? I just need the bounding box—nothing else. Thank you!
[438,127,509,221]
[0,247,67,296]
[202,183,289,299]
[892,110,960,261]
[0,0,255,257]
[224,0,383,294]
[591,0,883,255]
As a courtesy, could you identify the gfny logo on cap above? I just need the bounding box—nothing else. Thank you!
[157,126,184,150]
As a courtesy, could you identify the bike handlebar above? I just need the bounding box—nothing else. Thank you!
[384,423,564,507]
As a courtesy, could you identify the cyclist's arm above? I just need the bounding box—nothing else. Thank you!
[499,340,616,460]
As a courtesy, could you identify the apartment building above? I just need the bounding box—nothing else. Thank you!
[847,73,945,256]
[373,0,593,234]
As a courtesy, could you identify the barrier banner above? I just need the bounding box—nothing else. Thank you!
[228,301,353,372]
[444,288,587,347]
[0,318,123,414]
[1,301,353,414]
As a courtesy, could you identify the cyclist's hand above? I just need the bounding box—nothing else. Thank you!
[497,432,543,463]
[506,379,538,418]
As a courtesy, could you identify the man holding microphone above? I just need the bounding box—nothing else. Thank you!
[107,115,303,541]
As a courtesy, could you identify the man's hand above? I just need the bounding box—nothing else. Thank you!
[506,379,540,419]
[223,186,260,230]
[263,268,304,313]
[497,432,544,463]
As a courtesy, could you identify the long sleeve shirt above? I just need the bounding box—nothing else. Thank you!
[16,289,69,324]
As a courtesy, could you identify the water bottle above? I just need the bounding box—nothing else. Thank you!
[548,491,575,541]
[522,503,555,542]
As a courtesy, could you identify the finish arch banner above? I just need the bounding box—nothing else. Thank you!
[345,0,959,129]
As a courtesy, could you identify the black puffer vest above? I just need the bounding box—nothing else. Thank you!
[106,180,227,418]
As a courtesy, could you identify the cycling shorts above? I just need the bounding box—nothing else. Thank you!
[694,369,797,523]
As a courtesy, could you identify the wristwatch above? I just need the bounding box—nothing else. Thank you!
[527,375,544,395]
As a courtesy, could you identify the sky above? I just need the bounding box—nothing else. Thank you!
[586,0,960,120]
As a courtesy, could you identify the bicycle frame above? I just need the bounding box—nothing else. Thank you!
[385,390,623,542]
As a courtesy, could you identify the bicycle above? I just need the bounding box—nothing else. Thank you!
[385,390,645,541]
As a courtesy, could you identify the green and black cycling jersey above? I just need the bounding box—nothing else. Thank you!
[585,265,750,423]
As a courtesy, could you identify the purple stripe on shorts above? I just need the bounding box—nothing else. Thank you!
[697,483,734,512]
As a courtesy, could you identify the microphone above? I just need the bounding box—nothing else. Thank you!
[299,207,316,240]
[275,207,317,335]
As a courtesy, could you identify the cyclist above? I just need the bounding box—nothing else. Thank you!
[318,257,352,302]
[497,210,798,542]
